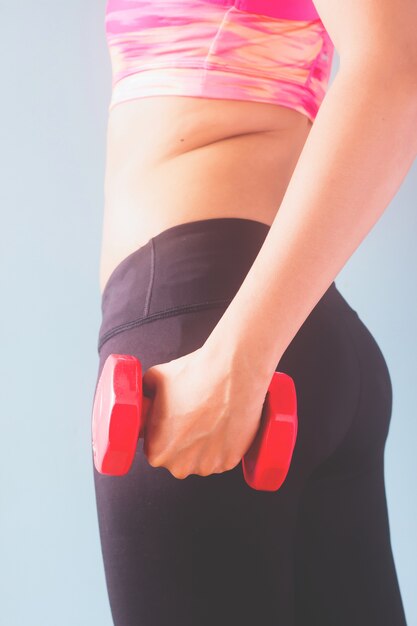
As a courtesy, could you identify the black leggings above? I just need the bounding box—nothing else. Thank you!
[92,217,407,626]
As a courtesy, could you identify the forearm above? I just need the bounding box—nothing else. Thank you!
[205,62,417,382]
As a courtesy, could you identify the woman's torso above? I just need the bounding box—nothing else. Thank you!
[100,97,312,294]
[99,0,335,293]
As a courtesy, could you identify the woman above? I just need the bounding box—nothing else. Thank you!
[93,0,417,624]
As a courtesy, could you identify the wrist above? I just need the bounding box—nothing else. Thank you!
[202,319,280,390]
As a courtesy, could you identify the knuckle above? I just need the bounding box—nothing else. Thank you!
[213,465,227,475]
[197,466,214,477]
[225,456,241,471]
[200,460,230,476]
[147,453,241,478]
[146,452,164,468]
[170,467,190,480]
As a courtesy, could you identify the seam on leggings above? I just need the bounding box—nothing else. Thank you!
[97,298,231,353]
[143,237,155,317]
[327,310,363,459]
[307,307,364,479]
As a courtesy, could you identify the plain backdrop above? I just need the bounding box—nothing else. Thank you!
[1,2,416,625]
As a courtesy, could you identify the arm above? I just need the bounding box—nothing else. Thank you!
[204,0,417,382]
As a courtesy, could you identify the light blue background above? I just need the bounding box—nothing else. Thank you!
[1,3,415,625]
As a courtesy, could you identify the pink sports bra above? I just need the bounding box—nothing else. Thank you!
[105,0,335,124]
[204,0,321,20]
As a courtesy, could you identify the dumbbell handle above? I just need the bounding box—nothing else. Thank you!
[139,395,152,438]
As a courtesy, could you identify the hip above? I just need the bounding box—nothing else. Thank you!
[98,217,359,354]
[96,216,393,472]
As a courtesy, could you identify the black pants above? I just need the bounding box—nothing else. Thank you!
[92,217,407,626]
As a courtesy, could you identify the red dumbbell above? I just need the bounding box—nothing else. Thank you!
[92,353,298,491]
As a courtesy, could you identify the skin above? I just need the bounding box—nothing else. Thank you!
[100,0,417,479]
[100,98,312,294]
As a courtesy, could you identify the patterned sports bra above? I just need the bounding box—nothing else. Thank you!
[105,0,335,124]
[205,0,322,20]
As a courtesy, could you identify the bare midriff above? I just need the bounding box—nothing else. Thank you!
[99,95,312,294]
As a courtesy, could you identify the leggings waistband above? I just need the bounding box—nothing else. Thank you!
[98,217,348,353]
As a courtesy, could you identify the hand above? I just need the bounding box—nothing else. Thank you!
[141,342,272,479]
